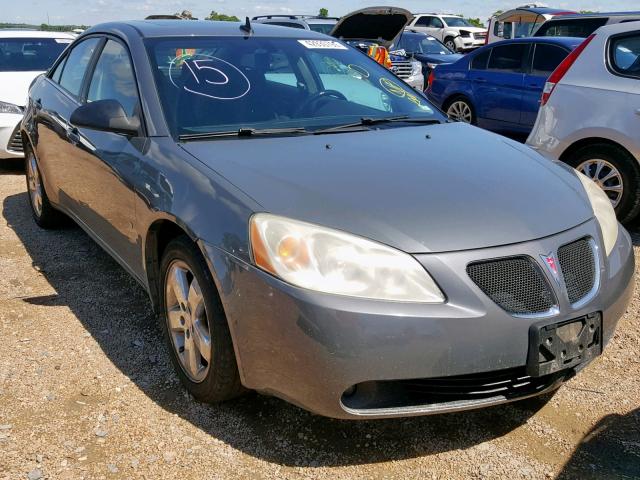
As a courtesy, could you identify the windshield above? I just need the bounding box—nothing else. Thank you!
[307,23,335,35]
[146,37,440,137]
[442,17,472,27]
[0,37,71,72]
[397,35,452,55]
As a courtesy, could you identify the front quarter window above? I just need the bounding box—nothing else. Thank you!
[146,36,441,137]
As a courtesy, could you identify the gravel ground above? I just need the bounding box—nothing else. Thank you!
[0,159,639,480]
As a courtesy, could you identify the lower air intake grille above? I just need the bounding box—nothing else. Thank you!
[558,237,596,304]
[467,256,556,315]
[8,127,23,153]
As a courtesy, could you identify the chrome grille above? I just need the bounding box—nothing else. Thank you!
[558,238,596,305]
[467,256,556,316]
[391,60,413,79]
[473,32,487,40]
[7,127,23,153]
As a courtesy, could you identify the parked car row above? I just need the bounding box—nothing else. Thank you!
[17,19,635,420]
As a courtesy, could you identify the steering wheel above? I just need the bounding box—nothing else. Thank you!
[295,90,348,117]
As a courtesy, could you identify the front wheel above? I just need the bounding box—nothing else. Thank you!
[444,37,457,52]
[565,143,640,224]
[160,236,244,403]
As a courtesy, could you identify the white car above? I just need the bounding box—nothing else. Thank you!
[0,31,73,159]
[527,21,640,223]
[407,13,487,52]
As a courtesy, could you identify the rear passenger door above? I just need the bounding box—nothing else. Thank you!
[474,43,529,124]
[521,43,570,127]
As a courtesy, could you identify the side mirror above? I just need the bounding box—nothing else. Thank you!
[70,99,140,136]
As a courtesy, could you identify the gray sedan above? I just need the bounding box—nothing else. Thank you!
[21,20,634,419]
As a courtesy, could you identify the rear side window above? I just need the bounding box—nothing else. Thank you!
[270,22,305,29]
[471,49,490,70]
[414,16,431,27]
[531,44,569,75]
[488,43,527,72]
[50,56,67,83]
[536,18,608,38]
[58,37,101,98]
[610,33,640,78]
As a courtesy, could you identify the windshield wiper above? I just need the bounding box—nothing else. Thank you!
[313,116,442,134]
[179,127,309,141]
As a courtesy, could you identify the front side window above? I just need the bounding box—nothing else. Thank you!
[430,17,444,28]
[87,39,139,117]
[610,33,640,78]
[488,43,527,72]
[146,37,441,137]
[471,49,490,70]
[58,37,101,98]
[0,37,71,72]
[531,44,569,75]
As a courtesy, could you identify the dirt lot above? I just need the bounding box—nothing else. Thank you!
[0,159,638,480]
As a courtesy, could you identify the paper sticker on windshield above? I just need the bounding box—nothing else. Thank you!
[298,40,348,50]
[169,53,251,101]
[55,39,73,44]
[379,77,425,108]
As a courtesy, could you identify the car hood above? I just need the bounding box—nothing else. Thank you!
[0,71,43,107]
[330,6,413,48]
[415,52,465,64]
[182,123,593,254]
[455,26,487,33]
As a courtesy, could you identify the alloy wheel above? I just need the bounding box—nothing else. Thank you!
[165,260,212,383]
[447,100,473,123]
[577,158,624,208]
[26,153,43,217]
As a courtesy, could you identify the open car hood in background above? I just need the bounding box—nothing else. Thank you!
[330,6,413,48]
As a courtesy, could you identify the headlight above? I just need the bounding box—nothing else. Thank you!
[411,61,422,76]
[576,172,618,256]
[250,213,445,303]
[0,101,22,115]
[459,30,471,38]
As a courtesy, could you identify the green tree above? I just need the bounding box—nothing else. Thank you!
[491,10,504,17]
[205,11,240,22]
[319,8,329,18]
[466,17,484,27]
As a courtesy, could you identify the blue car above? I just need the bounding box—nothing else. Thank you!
[426,37,582,135]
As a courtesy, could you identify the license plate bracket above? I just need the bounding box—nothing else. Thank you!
[527,313,602,377]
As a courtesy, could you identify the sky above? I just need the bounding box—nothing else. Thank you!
[3,0,639,26]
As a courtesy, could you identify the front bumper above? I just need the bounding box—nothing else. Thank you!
[203,219,634,419]
[402,73,425,91]
[0,113,24,159]
[456,37,485,51]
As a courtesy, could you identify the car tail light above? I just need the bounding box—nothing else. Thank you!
[541,33,595,106]
[427,69,435,91]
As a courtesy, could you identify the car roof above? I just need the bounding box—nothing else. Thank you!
[413,13,462,17]
[0,30,76,39]
[402,30,436,39]
[83,20,331,39]
[545,11,640,20]
[491,36,584,48]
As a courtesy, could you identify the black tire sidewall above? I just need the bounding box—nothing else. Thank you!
[159,236,242,402]
[566,144,640,224]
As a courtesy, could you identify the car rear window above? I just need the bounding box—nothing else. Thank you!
[610,33,640,78]
[535,18,608,38]
[488,44,527,72]
[531,44,569,75]
[0,37,71,72]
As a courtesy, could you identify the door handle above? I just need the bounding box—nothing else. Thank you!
[67,127,80,144]
[474,77,487,83]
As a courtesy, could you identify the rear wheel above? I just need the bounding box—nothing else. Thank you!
[25,148,65,229]
[564,143,640,224]
[160,236,244,403]
[445,96,475,125]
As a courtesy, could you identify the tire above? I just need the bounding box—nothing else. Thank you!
[160,235,244,403]
[25,147,66,229]
[444,37,457,52]
[444,96,476,125]
[564,143,640,224]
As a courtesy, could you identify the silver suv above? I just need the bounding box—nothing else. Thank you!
[252,15,338,35]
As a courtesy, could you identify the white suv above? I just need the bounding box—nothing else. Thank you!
[407,14,487,52]
[0,30,73,159]
[527,21,640,223]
